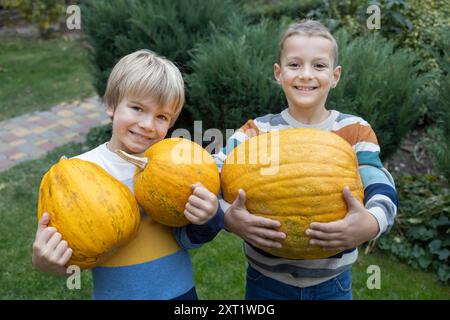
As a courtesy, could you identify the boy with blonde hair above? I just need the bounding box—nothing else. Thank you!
[32,49,223,299]
[214,20,398,300]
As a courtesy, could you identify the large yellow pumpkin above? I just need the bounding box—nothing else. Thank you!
[37,158,141,269]
[117,138,220,227]
[221,128,364,259]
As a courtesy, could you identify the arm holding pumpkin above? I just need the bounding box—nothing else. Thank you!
[223,189,286,250]
[305,187,380,251]
[213,129,287,251]
[183,182,219,225]
[32,212,72,277]
[172,183,224,250]
[307,126,399,251]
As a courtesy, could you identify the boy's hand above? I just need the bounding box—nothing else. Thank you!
[32,212,72,276]
[184,182,219,225]
[306,187,379,251]
[224,189,286,250]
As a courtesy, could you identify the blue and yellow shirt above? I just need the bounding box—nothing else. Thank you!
[76,143,223,299]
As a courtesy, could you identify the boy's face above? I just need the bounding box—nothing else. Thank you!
[106,96,175,155]
[274,35,341,113]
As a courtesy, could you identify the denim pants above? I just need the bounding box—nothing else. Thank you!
[245,264,352,300]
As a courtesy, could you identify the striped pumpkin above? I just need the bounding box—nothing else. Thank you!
[118,138,220,227]
[221,128,364,259]
[37,158,141,269]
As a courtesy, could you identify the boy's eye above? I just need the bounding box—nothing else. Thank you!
[315,63,327,69]
[288,63,300,68]
[131,106,143,112]
[157,115,169,121]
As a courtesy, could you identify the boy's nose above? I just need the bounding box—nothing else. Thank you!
[298,66,314,79]
[138,116,155,131]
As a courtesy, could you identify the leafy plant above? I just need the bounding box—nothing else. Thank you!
[428,26,450,181]
[239,0,323,22]
[81,0,243,97]
[376,175,450,283]
[328,30,426,159]
[2,0,66,38]
[84,123,112,149]
[186,20,286,132]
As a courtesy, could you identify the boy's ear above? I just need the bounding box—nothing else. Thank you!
[274,63,282,84]
[106,104,114,118]
[331,65,342,88]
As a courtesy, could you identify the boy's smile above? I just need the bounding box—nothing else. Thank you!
[106,96,174,155]
[274,35,341,123]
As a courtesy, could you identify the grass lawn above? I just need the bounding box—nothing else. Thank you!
[0,36,94,122]
[1,142,448,300]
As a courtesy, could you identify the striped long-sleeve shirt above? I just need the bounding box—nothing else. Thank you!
[213,108,398,287]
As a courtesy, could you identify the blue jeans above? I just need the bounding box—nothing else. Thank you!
[246,265,352,300]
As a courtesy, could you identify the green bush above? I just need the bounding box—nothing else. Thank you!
[328,31,426,159]
[377,175,450,283]
[186,20,286,131]
[3,0,66,38]
[429,26,450,181]
[81,0,243,97]
[305,0,450,125]
[239,0,323,22]
[85,123,112,149]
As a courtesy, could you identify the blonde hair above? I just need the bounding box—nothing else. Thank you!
[278,19,339,68]
[104,49,185,125]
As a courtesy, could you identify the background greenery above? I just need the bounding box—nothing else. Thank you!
[1,0,449,298]
[0,36,94,121]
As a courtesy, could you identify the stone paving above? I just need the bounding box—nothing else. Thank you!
[0,96,110,171]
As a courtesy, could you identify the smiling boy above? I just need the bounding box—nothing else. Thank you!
[214,20,398,300]
[32,49,223,299]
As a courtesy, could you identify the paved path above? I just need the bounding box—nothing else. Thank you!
[0,96,110,171]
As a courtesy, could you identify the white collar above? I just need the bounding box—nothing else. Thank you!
[281,108,339,131]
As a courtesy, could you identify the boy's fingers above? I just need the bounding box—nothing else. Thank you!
[310,220,344,233]
[191,182,204,193]
[250,236,283,249]
[190,188,214,203]
[184,210,202,224]
[36,227,57,247]
[232,189,247,209]
[54,240,69,259]
[253,227,286,241]
[309,239,344,249]
[187,195,204,208]
[343,186,363,210]
[59,248,73,267]
[36,212,50,235]
[305,228,341,241]
[185,203,206,218]
[46,232,62,251]
[252,215,281,229]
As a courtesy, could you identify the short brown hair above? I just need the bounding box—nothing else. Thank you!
[278,19,339,68]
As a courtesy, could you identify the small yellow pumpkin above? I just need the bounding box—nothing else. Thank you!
[221,128,364,259]
[117,138,220,227]
[37,157,141,269]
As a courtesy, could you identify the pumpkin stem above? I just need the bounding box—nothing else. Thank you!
[115,150,148,169]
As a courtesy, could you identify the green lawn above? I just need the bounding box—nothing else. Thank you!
[0,142,448,300]
[0,36,94,122]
